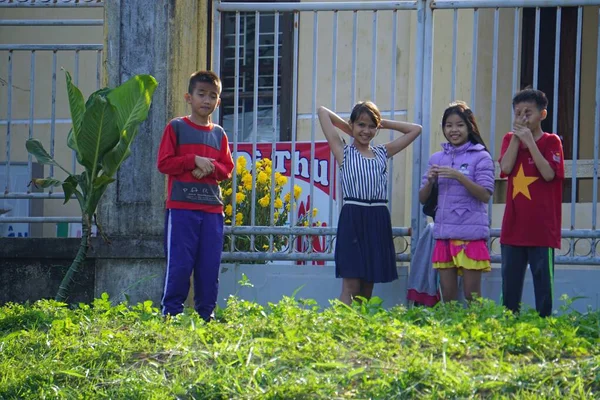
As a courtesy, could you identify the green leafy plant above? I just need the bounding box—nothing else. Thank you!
[0,296,598,398]
[25,71,158,302]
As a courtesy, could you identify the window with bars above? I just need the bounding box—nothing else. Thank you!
[219,3,295,142]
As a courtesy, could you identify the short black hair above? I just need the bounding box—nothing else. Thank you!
[188,70,222,94]
[512,88,548,111]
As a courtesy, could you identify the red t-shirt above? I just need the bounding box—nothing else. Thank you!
[157,117,234,213]
[498,132,564,248]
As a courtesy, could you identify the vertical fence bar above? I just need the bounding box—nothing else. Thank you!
[411,0,426,252]
[250,11,260,251]
[5,50,13,194]
[289,11,299,246]
[212,5,222,123]
[371,11,378,102]
[570,6,583,236]
[489,8,499,220]
[269,11,280,251]
[552,7,562,134]
[230,11,241,253]
[49,50,57,190]
[388,11,398,213]
[470,9,478,113]
[307,11,318,252]
[533,7,540,88]
[421,1,433,191]
[329,10,338,253]
[592,7,600,232]
[351,11,358,106]
[451,8,458,101]
[96,50,101,89]
[72,50,80,173]
[28,51,35,187]
[512,7,520,125]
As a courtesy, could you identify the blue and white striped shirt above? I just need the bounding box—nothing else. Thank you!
[340,144,389,202]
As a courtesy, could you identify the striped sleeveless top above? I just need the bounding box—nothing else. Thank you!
[340,144,389,202]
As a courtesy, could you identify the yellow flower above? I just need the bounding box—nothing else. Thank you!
[257,171,269,185]
[264,166,272,176]
[236,157,247,174]
[224,204,232,216]
[293,185,302,200]
[236,156,247,168]
[284,192,291,203]
[274,198,283,209]
[262,158,272,167]
[225,219,231,224]
[242,173,253,191]
[258,195,270,208]
[303,220,309,227]
[235,212,243,226]
[285,203,291,211]
[274,212,280,220]
[262,244,269,250]
[275,173,288,187]
[225,188,233,196]
[312,208,318,218]
[236,192,246,203]
[256,159,263,169]
[238,186,243,192]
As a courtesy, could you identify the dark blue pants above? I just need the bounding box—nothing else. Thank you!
[501,245,555,317]
[161,209,224,320]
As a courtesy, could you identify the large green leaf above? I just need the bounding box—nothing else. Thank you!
[77,95,120,174]
[65,71,85,155]
[62,175,83,205]
[31,178,63,188]
[103,74,158,177]
[25,139,70,175]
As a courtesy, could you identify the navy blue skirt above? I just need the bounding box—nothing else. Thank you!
[334,203,398,283]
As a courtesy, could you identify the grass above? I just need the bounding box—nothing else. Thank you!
[0,293,598,399]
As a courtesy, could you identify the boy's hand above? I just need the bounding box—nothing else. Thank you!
[427,164,439,184]
[194,156,215,175]
[192,168,206,180]
[512,109,534,147]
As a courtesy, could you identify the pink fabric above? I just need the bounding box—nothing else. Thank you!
[432,239,490,263]
[407,289,440,307]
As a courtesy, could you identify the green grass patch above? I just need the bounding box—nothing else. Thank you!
[0,294,598,399]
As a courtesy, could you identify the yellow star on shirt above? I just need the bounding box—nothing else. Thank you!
[512,164,539,200]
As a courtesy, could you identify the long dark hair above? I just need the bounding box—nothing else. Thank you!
[441,101,488,152]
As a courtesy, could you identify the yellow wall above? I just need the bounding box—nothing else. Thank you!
[0,7,103,236]
[2,3,599,236]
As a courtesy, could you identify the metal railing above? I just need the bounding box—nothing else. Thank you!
[0,0,103,235]
[2,0,600,265]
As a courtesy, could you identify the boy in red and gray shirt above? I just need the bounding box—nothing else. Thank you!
[499,89,564,317]
[157,71,234,320]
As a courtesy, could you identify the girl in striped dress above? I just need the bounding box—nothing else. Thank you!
[318,102,422,305]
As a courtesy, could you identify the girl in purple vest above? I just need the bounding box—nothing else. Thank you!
[418,101,495,302]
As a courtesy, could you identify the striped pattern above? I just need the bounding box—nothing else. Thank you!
[340,144,389,201]
[161,210,173,315]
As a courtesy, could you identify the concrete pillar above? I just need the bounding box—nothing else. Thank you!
[95,0,210,305]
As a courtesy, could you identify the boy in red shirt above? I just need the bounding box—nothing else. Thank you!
[157,71,234,320]
[498,89,564,317]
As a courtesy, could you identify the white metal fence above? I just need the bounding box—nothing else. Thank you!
[1,0,599,265]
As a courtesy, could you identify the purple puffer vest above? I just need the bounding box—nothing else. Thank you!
[420,142,495,240]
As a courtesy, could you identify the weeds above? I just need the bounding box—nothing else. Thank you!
[0,294,598,399]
